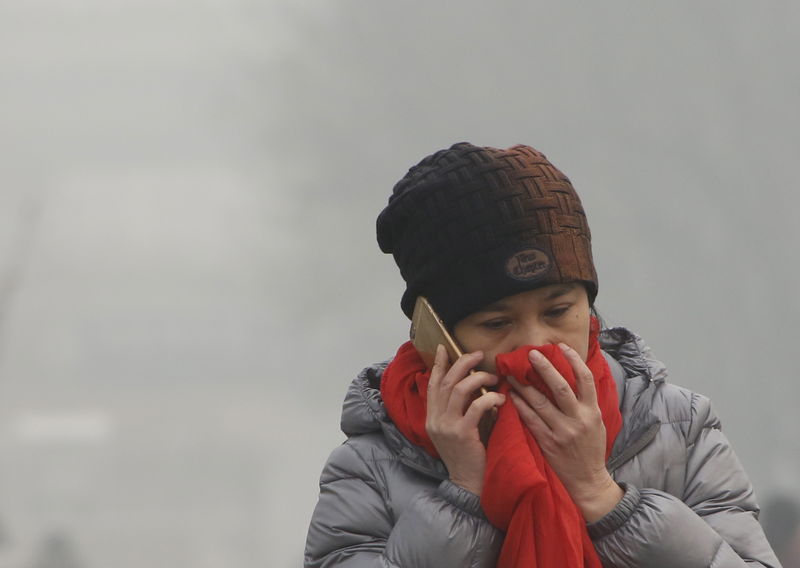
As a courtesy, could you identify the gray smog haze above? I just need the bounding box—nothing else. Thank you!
[0,1,798,566]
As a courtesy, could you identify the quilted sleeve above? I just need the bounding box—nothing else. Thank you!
[304,437,503,568]
[588,393,780,568]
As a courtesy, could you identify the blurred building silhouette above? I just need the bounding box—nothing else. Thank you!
[762,494,800,568]
[29,532,83,568]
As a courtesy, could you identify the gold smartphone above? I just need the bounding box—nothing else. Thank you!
[410,296,465,368]
[410,296,497,443]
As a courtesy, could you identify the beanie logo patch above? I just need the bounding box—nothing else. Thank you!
[505,248,551,281]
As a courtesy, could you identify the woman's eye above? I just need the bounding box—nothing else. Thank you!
[544,305,570,318]
[480,319,510,331]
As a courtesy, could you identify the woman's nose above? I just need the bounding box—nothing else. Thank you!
[512,323,550,350]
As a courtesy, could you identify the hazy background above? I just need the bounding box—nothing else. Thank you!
[0,1,798,566]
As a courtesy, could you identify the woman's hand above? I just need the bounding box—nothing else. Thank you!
[426,345,506,496]
[508,343,623,522]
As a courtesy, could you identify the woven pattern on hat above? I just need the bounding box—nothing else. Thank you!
[376,142,596,326]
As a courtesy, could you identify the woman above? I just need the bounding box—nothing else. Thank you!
[304,143,780,567]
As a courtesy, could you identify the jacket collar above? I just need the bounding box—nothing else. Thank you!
[599,327,665,469]
[602,350,627,404]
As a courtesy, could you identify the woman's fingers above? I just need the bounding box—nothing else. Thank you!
[426,344,450,415]
[427,344,448,389]
[446,369,499,415]
[424,348,503,496]
[526,349,581,416]
[507,345,615,518]
[463,390,506,426]
[426,347,498,425]
[436,350,484,392]
[508,345,600,433]
[427,348,497,414]
[558,343,598,405]
[507,375,563,430]
[509,390,553,441]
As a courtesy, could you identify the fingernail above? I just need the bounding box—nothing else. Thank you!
[530,350,544,362]
[558,343,570,351]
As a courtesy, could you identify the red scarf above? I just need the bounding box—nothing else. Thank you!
[380,323,622,568]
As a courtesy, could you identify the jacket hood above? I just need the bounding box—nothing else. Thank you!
[340,362,389,437]
[340,359,448,479]
[599,327,668,385]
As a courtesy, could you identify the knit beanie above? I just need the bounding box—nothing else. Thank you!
[376,142,597,329]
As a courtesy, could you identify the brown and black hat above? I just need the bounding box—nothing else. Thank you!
[376,142,597,329]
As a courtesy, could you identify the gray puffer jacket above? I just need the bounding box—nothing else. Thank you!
[305,328,780,567]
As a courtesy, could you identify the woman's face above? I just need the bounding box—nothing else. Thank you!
[452,282,591,373]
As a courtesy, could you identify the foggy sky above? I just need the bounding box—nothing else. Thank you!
[0,1,798,566]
